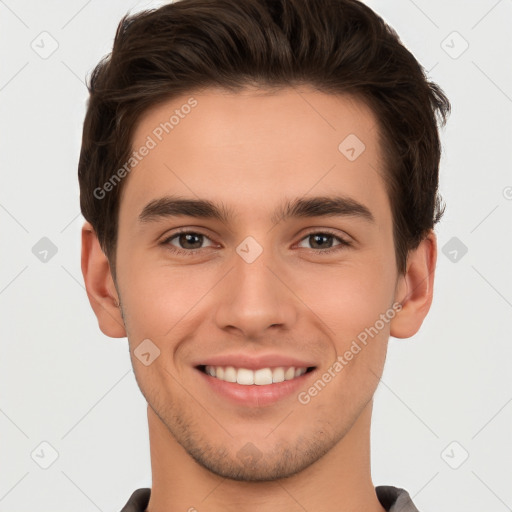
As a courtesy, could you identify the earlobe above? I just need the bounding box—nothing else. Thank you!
[81,221,127,338]
[390,231,437,339]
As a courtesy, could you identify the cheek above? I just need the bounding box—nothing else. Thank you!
[295,266,393,407]
[294,257,396,337]
[117,260,218,339]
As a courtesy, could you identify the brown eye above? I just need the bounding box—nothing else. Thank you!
[175,232,204,250]
[163,231,215,254]
[297,231,352,253]
[308,233,334,249]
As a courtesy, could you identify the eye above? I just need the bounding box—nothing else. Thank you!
[162,230,215,255]
[296,231,352,254]
[160,229,352,257]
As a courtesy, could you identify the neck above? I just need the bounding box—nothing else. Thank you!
[145,400,385,512]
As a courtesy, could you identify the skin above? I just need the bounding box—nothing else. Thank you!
[81,86,436,512]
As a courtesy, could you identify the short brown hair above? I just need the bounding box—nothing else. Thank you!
[78,0,450,276]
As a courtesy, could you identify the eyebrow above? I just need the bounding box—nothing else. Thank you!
[138,195,375,225]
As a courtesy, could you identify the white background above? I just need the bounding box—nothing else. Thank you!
[1,0,511,510]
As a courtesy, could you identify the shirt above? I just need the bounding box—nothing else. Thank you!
[119,485,420,511]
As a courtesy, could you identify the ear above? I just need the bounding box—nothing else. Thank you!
[81,221,127,338]
[390,230,437,339]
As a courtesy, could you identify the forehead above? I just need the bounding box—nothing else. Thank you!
[121,86,390,228]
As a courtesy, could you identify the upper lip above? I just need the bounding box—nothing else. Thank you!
[194,353,317,370]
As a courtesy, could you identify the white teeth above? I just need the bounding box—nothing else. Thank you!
[224,366,237,383]
[272,367,285,383]
[254,368,273,385]
[237,368,254,385]
[285,367,296,380]
[203,365,310,385]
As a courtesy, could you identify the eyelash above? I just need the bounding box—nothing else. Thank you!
[160,228,352,256]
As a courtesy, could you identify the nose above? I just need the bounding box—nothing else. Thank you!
[214,243,298,340]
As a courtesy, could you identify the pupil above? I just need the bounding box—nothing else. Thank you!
[181,233,202,249]
[312,234,331,249]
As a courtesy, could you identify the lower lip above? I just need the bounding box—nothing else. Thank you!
[196,367,316,407]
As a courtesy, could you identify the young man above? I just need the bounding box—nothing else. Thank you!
[78,0,450,510]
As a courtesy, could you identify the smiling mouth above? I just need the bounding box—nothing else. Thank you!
[197,365,316,386]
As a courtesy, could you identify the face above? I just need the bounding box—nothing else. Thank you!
[112,86,403,481]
